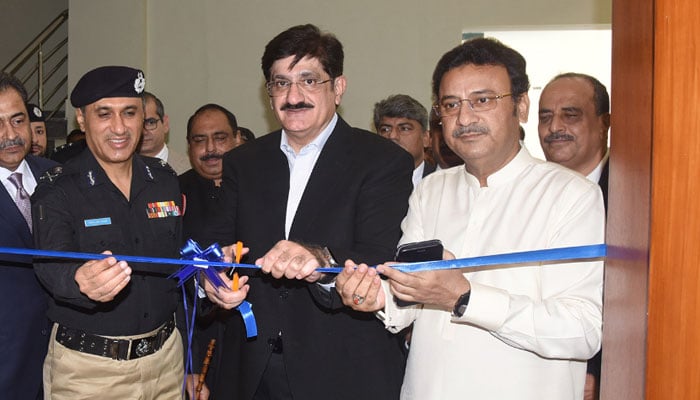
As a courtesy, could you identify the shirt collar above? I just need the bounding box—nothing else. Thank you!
[462,146,542,188]
[75,150,155,189]
[586,151,610,183]
[280,113,338,158]
[413,161,425,188]
[154,143,169,162]
[0,158,31,181]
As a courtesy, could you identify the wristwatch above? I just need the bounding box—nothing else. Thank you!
[452,290,471,317]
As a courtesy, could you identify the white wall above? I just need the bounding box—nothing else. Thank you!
[69,0,611,153]
[484,28,612,160]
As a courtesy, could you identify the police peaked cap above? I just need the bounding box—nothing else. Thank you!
[26,103,45,122]
[70,66,146,108]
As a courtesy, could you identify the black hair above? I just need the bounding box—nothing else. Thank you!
[186,103,238,140]
[432,38,530,102]
[261,24,344,81]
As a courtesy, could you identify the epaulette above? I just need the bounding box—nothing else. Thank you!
[143,156,177,177]
[50,139,87,164]
[39,165,65,183]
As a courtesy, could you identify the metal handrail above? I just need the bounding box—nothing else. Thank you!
[3,9,68,136]
[2,10,68,75]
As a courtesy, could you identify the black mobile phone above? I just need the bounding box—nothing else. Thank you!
[393,240,443,307]
[395,239,444,263]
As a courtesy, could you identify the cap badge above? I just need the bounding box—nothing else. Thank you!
[134,72,145,94]
[33,106,43,118]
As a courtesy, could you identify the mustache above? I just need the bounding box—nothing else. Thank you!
[281,102,314,111]
[452,124,489,138]
[544,132,575,143]
[200,153,223,162]
[0,137,26,150]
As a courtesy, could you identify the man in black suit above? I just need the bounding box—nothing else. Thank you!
[205,24,413,400]
[178,103,246,400]
[179,103,245,245]
[373,94,436,188]
[538,72,611,400]
[0,73,58,400]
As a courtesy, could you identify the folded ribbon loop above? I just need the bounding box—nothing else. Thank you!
[237,301,258,338]
[174,239,258,339]
[171,239,227,289]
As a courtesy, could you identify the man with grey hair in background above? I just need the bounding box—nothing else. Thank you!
[374,94,435,188]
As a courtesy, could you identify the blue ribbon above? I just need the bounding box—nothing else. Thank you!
[172,239,258,339]
[327,244,608,274]
[0,244,606,274]
[172,239,227,288]
[0,243,604,337]
[237,301,258,338]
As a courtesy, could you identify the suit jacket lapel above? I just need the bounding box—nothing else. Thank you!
[0,183,25,231]
[289,119,352,238]
[259,132,291,238]
[423,161,437,178]
[1,165,33,244]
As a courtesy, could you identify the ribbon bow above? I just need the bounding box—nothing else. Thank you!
[174,239,258,339]
[172,239,227,288]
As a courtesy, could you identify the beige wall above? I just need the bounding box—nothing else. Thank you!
[1,0,68,69]
[69,0,611,152]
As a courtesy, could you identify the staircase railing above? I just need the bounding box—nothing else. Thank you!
[2,9,68,122]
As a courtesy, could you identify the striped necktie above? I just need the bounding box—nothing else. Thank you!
[8,172,32,232]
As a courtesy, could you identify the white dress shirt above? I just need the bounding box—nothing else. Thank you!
[280,114,338,238]
[1,159,38,197]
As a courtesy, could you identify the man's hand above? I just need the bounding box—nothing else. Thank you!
[220,242,249,264]
[379,265,469,311]
[584,373,598,400]
[74,251,131,302]
[336,260,385,312]
[379,249,469,311]
[185,373,210,400]
[203,270,250,310]
[255,240,324,282]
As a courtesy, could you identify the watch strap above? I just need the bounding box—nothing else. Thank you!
[452,290,471,317]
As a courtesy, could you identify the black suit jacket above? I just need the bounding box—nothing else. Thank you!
[587,158,609,385]
[599,159,609,209]
[212,117,413,400]
[0,155,58,400]
[422,160,436,178]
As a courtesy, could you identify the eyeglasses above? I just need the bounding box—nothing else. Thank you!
[266,78,332,97]
[143,117,162,130]
[433,93,512,117]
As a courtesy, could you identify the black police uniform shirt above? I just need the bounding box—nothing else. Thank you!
[32,149,183,336]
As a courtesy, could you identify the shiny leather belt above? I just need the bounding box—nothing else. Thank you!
[55,319,175,361]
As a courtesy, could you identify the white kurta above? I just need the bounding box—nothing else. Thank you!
[379,147,605,400]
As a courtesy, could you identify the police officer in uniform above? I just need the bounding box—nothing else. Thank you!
[32,66,186,400]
